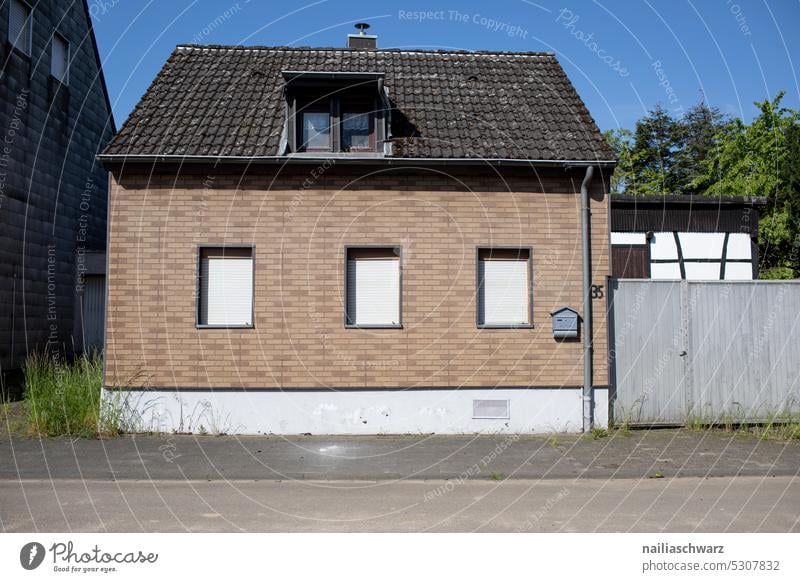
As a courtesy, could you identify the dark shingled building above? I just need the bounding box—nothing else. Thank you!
[0,0,114,381]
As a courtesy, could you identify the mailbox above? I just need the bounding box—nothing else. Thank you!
[551,307,580,338]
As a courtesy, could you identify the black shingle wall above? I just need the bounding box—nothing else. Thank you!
[0,0,114,370]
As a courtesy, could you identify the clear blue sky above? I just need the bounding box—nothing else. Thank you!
[91,0,799,132]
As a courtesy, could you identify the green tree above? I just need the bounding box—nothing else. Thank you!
[629,104,683,195]
[696,92,800,278]
[607,102,725,196]
[603,128,635,193]
[676,102,729,193]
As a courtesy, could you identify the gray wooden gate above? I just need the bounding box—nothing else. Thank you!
[609,279,800,425]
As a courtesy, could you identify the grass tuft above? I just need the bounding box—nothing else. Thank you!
[23,354,115,438]
[684,409,800,442]
[611,420,631,436]
[544,434,561,448]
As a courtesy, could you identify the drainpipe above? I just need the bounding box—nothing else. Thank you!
[580,165,594,432]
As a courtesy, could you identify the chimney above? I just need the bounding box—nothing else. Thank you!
[347,23,377,49]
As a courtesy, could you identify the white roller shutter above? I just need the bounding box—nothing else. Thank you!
[346,257,400,326]
[9,0,31,54]
[479,258,529,326]
[200,254,253,326]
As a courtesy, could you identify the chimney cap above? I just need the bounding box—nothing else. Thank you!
[347,23,377,49]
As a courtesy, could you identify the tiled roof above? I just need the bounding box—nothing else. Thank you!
[102,45,615,162]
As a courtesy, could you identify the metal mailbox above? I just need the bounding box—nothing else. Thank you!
[551,307,580,338]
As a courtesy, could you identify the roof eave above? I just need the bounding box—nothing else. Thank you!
[97,153,617,169]
[611,194,768,206]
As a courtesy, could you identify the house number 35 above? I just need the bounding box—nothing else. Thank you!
[591,284,604,299]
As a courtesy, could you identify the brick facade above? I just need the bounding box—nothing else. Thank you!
[105,166,610,391]
[0,0,114,371]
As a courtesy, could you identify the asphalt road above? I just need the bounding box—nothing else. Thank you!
[2,476,798,532]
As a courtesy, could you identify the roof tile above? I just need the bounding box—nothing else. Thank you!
[104,45,614,162]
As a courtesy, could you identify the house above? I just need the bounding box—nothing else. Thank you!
[610,195,764,280]
[98,28,616,434]
[0,0,115,387]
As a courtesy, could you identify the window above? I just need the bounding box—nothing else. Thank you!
[8,0,31,55]
[341,108,374,151]
[301,109,331,151]
[197,247,254,327]
[477,248,532,328]
[51,33,69,84]
[345,247,401,327]
[293,95,377,153]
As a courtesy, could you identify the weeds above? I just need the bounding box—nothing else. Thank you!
[610,419,631,436]
[544,434,561,448]
[590,427,609,440]
[685,410,800,442]
[1,400,26,435]
[23,354,116,437]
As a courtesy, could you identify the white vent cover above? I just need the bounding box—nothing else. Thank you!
[472,399,510,419]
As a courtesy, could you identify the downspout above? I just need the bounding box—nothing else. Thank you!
[580,165,594,432]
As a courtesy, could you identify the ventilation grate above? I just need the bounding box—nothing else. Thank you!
[472,399,510,419]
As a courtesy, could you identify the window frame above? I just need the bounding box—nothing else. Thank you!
[50,31,69,85]
[292,94,379,154]
[344,245,403,329]
[339,100,376,152]
[298,102,333,152]
[8,0,33,57]
[195,245,256,329]
[475,246,534,329]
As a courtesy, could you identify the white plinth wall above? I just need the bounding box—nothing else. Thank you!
[104,387,609,435]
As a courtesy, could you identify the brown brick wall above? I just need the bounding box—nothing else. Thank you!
[105,166,609,390]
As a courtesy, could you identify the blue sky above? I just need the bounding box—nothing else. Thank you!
[91,0,799,132]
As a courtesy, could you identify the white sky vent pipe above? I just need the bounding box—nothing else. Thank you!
[580,165,594,432]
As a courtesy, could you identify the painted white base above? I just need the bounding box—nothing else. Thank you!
[104,387,609,435]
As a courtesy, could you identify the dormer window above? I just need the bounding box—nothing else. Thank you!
[341,104,374,151]
[301,107,332,151]
[283,71,387,155]
[295,96,377,153]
